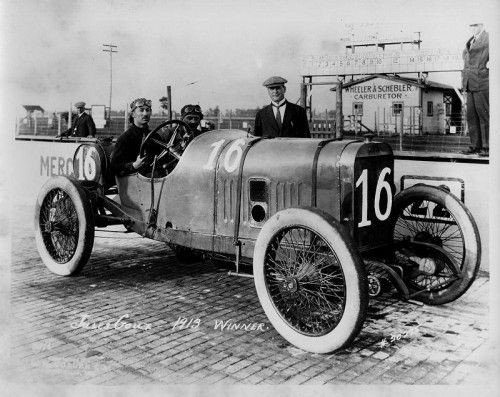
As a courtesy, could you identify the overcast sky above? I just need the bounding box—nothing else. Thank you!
[1,0,498,115]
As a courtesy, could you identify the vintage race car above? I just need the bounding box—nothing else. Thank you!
[34,120,481,353]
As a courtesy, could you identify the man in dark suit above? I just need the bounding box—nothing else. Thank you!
[254,76,310,138]
[462,23,489,156]
[57,101,96,138]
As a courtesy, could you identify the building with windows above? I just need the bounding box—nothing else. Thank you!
[301,28,465,136]
[340,74,463,135]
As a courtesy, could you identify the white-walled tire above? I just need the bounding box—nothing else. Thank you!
[34,176,95,276]
[253,207,368,354]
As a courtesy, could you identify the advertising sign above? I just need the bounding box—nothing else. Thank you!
[300,48,463,76]
[345,81,418,101]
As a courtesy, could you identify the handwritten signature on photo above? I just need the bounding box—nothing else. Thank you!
[172,317,269,332]
[70,314,152,331]
[378,326,420,348]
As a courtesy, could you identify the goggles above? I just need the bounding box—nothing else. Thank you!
[130,98,152,110]
[181,104,202,116]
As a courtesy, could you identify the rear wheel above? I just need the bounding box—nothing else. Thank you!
[34,176,95,276]
[253,208,367,353]
[390,184,480,305]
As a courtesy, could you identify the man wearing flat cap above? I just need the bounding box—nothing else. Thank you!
[57,101,96,138]
[254,76,310,138]
[111,98,164,177]
[462,23,489,156]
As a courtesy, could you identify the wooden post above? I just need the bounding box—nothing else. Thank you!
[300,83,307,108]
[68,103,72,132]
[303,76,313,123]
[418,77,423,136]
[335,81,343,140]
[383,108,386,133]
[166,85,172,120]
[57,113,61,136]
[34,113,38,135]
[400,109,404,135]
[124,103,129,131]
[410,107,413,135]
[229,110,232,129]
[399,113,403,151]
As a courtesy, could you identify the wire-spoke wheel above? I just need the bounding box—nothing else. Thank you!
[253,208,367,353]
[390,184,480,305]
[35,176,95,276]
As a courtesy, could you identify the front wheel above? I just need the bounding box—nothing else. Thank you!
[34,176,95,276]
[253,208,368,354]
[389,184,480,305]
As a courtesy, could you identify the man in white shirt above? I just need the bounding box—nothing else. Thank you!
[254,76,310,138]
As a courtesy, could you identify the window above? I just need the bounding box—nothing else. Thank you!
[392,102,403,115]
[445,103,452,116]
[353,102,363,116]
[427,101,433,116]
[444,95,452,116]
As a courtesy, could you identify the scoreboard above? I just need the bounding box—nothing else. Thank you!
[300,48,463,76]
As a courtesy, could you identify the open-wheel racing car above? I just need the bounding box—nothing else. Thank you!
[34,120,481,353]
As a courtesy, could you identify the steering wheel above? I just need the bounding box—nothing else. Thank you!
[139,119,192,165]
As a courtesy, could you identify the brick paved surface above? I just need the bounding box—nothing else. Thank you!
[1,204,496,387]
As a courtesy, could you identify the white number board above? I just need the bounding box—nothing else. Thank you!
[401,175,464,202]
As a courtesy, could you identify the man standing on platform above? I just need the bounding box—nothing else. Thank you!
[462,23,489,156]
[56,102,96,138]
[254,76,310,138]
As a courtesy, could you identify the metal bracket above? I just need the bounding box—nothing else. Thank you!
[227,242,254,278]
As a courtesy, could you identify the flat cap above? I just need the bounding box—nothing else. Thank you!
[469,22,483,26]
[74,101,86,108]
[263,76,287,88]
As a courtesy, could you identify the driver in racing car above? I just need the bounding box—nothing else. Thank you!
[157,104,209,173]
[180,104,209,136]
[110,98,165,177]
[158,104,208,147]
